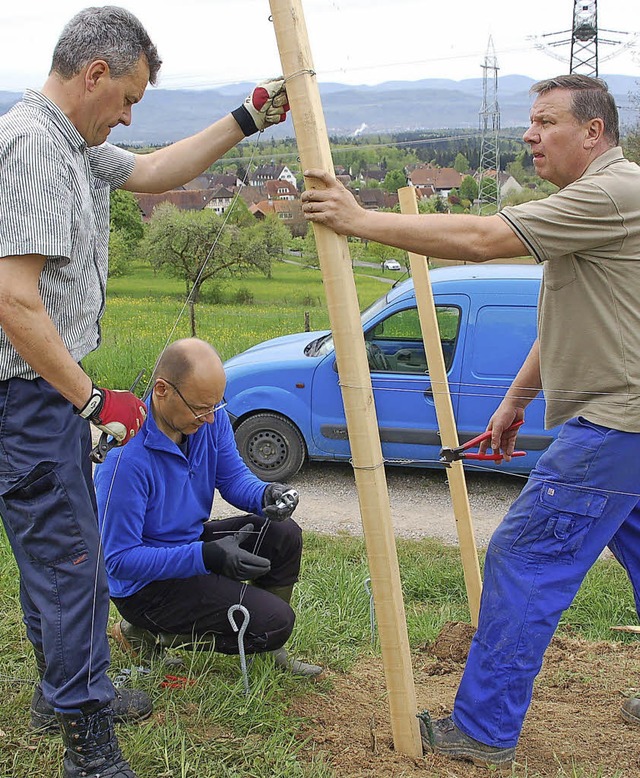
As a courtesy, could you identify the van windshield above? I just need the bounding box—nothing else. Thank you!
[309,292,392,357]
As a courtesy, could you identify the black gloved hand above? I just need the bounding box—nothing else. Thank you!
[263,483,299,521]
[201,523,271,580]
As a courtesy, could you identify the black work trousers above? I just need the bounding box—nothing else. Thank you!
[112,515,302,654]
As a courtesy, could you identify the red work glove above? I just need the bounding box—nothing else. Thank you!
[75,386,147,445]
[231,77,289,136]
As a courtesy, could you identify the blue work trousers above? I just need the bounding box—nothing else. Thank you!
[0,378,113,711]
[453,416,640,748]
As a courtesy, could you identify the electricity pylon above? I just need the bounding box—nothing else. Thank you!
[476,36,501,215]
[529,0,638,76]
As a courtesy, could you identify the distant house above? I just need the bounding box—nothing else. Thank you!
[209,173,243,189]
[406,165,463,197]
[133,189,215,220]
[499,173,523,197]
[181,172,244,191]
[249,164,297,188]
[181,174,214,191]
[356,188,398,211]
[208,186,235,215]
[238,185,267,207]
[415,185,436,200]
[360,166,385,183]
[264,179,298,201]
[249,198,306,236]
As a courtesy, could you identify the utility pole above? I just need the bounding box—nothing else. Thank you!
[476,36,501,215]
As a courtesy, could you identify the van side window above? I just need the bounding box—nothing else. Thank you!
[365,305,460,373]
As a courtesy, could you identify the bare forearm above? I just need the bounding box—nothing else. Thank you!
[301,169,529,261]
[0,256,92,407]
[344,209,523,262]
[504,339,542,410]
[0,301,92,406]
[125,114,245,194]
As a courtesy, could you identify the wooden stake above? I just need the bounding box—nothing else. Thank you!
[398,186,482,627]
[269,0,422,757]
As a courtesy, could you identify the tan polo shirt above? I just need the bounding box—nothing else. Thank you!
[499,147,640,432]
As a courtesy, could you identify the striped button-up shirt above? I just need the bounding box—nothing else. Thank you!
[0,89,135,380]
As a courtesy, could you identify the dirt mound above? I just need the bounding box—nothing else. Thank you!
[289,625,640,777]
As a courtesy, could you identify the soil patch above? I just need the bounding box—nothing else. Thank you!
[289,622,640,777]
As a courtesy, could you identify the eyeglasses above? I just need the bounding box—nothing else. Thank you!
[159,377,227,420]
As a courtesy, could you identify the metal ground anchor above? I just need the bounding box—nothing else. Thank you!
[227,604,251,696]
[363,577,377,647]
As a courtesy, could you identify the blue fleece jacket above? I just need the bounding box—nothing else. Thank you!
[94,404,267,598]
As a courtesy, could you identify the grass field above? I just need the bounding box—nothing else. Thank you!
[0,529,635,777]
[83,259,392,387]
[0,258,636,776]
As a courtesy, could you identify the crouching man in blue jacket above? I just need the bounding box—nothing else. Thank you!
[95,337,322,677]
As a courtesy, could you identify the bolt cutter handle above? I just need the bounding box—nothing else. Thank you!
[439,420,526,465]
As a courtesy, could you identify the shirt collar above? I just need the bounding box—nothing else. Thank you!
[584,146,624,176]
[23,88,88,152]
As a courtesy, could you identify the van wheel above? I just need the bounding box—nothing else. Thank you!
[234,413,306,482]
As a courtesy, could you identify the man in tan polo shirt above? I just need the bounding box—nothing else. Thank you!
[300,74,640,767]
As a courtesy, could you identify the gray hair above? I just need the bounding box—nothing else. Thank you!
[531,74,619,146]
[50,6,162,86]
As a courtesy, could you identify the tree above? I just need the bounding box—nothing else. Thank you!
[381,169,407,193]
[453,152,470,173]
[141,204,273,336]
[110,190,144,249]
[459,175,479,203]
[108,227,131,278]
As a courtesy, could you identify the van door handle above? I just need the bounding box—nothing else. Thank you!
[424,388,433,398]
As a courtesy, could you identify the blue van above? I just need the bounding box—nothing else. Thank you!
[224,263,558,481]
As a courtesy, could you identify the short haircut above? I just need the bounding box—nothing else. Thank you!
[50,6,162,86]
[531,74,619,146]
[153,339,220,388]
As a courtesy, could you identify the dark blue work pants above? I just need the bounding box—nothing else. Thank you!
[0,378,113,711]
[453,416,640,748]
[113,515,302,654]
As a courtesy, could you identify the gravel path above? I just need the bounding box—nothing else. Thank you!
[213,461,526,547]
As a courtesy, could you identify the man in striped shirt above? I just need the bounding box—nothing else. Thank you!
[0,7,288,778]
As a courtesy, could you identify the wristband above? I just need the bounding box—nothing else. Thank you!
[231,105,258,136]
[75,385,104,420]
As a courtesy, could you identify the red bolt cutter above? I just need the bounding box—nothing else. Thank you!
[439,420,527,466]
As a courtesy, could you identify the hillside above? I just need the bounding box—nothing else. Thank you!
[1,73,637,145]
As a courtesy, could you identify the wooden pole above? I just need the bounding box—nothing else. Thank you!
[269,0,422,757]
[397,186,482,626]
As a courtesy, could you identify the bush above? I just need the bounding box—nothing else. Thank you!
[233,287,255,305]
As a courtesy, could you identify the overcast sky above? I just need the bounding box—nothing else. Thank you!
[1,0,638,92]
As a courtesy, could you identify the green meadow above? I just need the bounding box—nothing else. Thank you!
[83,259,392,387]
[0,258,635,776]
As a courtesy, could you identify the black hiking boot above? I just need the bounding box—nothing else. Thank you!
[418,712,515,767]
[30,683,153,733]
[56,703,137,777]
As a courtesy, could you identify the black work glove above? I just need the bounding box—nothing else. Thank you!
[201,523,271,580]
[263,483,299,521]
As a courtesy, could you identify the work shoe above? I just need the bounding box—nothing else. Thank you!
[30,683,152,733]
[621,695,640,725]
[111,620,167,665]
[271,646,323,677]
[57,703,137,778]
[418,712,515,767]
